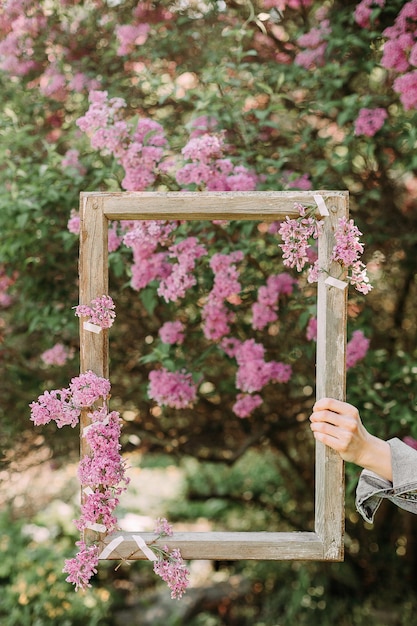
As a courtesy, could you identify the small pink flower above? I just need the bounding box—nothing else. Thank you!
[67,209,80,235]
[306,317,317,341]
[346,330,370,369]
[159,321,185,345]
[63,541,100,592]
[232,393,263,418]
[75,295,116,329]
[154,517,174,537]
[153,547,190,600]
[41,343,74,366]
[354,107,388,137]
[148,368,197,409]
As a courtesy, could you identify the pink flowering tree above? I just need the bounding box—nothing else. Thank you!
[2,0,417,620]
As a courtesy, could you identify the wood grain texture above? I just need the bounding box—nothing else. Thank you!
[79,194,110,544]
[98,531,326,561]
[80,190,348,221]
[314,193,348,560]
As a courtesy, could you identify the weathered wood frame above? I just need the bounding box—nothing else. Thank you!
[79,190,348,562]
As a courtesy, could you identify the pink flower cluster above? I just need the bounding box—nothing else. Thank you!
[75,294,116,330]
[116,23,150,56]
[331,217,372,294]
[221,338,292,418]
[354,107,388,137]
[232,393,263,419]
[295,19,331,69]
[278,203,323,272]
[63,541,100,592]
[380,1,417,109]
[157,237,207,302]
[346,330,370,368]
[41,343,74,366]
[159,320,185,345]
[153,547,190,600]
[31,369,128,591]
[148,367,197,409]
[61,149,87,176]
[279,204,372,294]
[0,2,45,76]
[252,273,297,331]
[78,409,128,489]
[152,517,190,600]
[30,370,111,428]
[202,251,244,341]
[123,220,176,291]
[354,0,386,29]
[176,133,258,191]
[77,90,168,191]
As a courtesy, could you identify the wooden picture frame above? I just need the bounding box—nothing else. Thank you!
[79,190,348,563]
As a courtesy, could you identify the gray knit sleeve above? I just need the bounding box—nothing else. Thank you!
[355,438,417,523]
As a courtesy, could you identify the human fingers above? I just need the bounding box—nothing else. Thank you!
[312,397,358,417]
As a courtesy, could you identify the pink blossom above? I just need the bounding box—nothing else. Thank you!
[75,294,116,329]
[76,488,119,534]
[61,149,86,176]
[157,237,207,302]
[232,393,263,418]
[63,541,100,592]
[306,317,317,341]
[131,252,171,291]
[29,388,80,429]
[69,370,111,408]
[354,107,388,136]
[153,547,190,600]
[279,204,322,272]
[41,343,74,366]
[346,330,370,369]
[393,71,417,109]
[381,38,411,72]
[77,91,168,191]
[67,209,80,235]
[354,0,386,29]
[39,66,66,99]
[202,300,235,341]
[252,273,297,330]
[148,368,197,409]
[108,222,123,253]
[220,336,241,358]
[188,115,218,137]
[282,171,312,190]
[332,217,364,266]
[202,251,244,340]
[176,133,258,191]
[155,517,174,537]
[116,23,150,56]
[78,414,128,488]
[159,321,185,345]
[235,339,292,392]
[295,20,331,69]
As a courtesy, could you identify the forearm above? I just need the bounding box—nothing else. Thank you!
[356,433,392,483]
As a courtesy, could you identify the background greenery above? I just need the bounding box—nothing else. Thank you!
[1,1,417,624]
